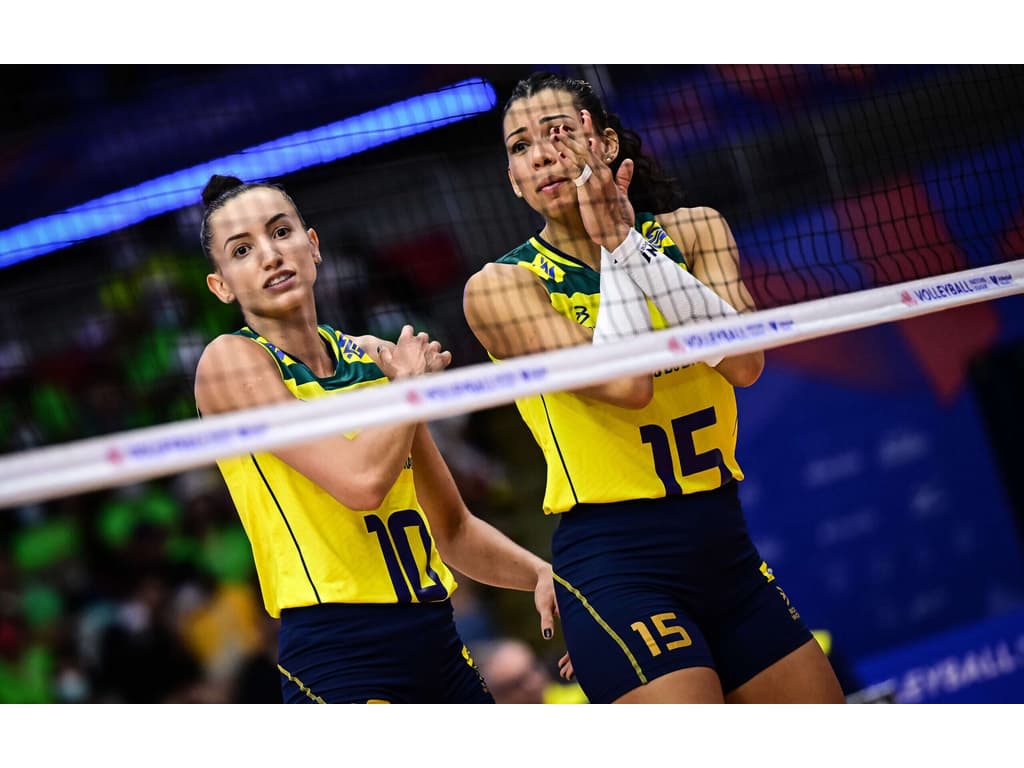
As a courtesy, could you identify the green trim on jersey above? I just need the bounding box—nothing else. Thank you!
[495,214,743,514]
[234,324,384,392]
[497,212,688,332]
[215,324,458,616]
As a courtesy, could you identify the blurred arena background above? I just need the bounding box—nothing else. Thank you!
[1,64,1023,703]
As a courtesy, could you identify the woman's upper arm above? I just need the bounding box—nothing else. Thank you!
[663,206,758,312]
[195,334,415,509]
[410,425,467,545]
[194,334,293,415]
[464,262,652,408]
[464,263,591,359]
[663,207,765,386]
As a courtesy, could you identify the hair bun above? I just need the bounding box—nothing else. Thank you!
[201,174,244,207]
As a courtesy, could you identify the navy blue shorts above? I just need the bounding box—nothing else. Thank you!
[552,482,812,703]
[277,600,493,703]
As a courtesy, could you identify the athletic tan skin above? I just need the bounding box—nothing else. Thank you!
[466,86,844,704]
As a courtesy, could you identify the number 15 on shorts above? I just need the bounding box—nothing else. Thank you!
[630,613,693,657]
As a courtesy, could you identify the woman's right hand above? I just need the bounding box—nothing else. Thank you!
[375,324,451,380]
[558,651,575,681]
[551,110,636,251]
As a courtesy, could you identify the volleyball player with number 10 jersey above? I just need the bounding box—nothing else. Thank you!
[194,174,557,704]
[464,72,844,703]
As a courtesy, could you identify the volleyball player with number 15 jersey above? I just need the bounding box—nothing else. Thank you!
[194,174,557,703]
[463,72,844,703]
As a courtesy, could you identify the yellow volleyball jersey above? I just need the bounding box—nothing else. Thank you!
[495,213,744,514]
[213,324,457,617]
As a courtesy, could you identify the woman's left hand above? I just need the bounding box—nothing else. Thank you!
[557,651,575,681]
[533,565,558,641]
[356,329,452,378]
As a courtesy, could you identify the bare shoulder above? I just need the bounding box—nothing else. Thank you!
[464,262,541,316]
[196,333,265,374]
[194,333,285,415]
[464,260,574,357]
[659,207,738,271]
[659,206,729,240]
[465,261,529,294]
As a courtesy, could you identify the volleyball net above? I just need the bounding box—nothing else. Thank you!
[2,64,1023,509]
[1,255,1022,509]
[3,63,1024,705]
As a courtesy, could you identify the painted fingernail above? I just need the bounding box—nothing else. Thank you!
[543,628,553,639]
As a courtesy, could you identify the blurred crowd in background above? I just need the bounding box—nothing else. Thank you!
[0,241,581,702]
[3,64,1024,703]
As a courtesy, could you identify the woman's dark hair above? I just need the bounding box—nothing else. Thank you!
[503,71,683,214]
[199,174,307,264]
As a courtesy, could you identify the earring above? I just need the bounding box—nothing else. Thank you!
[606,156,614,162]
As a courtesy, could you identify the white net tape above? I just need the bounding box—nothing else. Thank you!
[1,258,1022,509]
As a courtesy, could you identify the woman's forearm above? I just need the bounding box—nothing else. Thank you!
[439,515,550,592]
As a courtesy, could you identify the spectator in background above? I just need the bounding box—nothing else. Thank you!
[92,574,205,703]
[231,613,283,703]
[474,638,587,704]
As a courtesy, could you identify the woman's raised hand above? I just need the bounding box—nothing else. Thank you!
[550,109,636,250]
[375,325,452,380]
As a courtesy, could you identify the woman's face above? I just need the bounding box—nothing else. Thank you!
[205,187,320,319]
[503,88,590,219]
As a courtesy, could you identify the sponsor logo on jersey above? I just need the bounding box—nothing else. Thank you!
[641,221,677,252]
[776,584,801,621]
[262,341,287,361]
[339,336,367,362]
[524,254,566,283]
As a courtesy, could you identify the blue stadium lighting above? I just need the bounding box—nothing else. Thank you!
[0,78,498,269]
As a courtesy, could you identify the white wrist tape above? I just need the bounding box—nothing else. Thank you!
[609,228,738,366]
[574,164,593,187]
[592,246,652,344]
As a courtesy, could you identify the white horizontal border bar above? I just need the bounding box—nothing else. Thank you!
[1,259,1021,508]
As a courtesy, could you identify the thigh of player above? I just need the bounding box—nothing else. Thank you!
[553,576,719,704]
